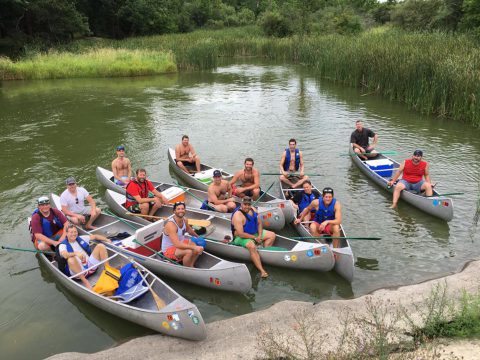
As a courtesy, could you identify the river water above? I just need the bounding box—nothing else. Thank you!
[1,61,479,359]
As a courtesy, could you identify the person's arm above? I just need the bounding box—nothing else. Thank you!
[61,203,79,218]
[424,163,431,184]
[85,194,97,216]
[90,234,111,243]
[299,151,305,176]
[175,145,183,160]
[111,159,120,181]
[328,202,342,226]
[165,222,196,250]
[189,145,197,158]
[151,189,168,203]
[371,133,378,148]
[60,244,85,261]
[294,200,317,224]
[279,152,287,176]
[388,161,405,186]
[232,212,256,240]
[229,170,240,186]
[126,159,132,179]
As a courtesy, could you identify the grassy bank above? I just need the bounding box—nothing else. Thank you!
[1,26,479,125]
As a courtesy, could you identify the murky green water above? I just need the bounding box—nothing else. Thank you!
[1,61,479,359]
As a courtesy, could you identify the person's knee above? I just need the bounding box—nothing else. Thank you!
[303,175,309,180]
[176,161,184,167]
[245,242,256,251]
[253,189,260,196]
[70,217,80,225]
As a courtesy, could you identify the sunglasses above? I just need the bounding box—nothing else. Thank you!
[68,182,76,186]
[38,201,50,205]
[322,189,334,195]
[75,197,79,204]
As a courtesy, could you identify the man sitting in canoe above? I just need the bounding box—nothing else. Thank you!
[231,196,276,278]
[125,168,169,219]
[290,180,321,222]
[162,202,204,267]
[111,145,132,186]
[206,169,237,213]
[60,176,101,230]
[230,158,261,200]
[387,149,433,209]
[294,187,342,247]
[175,135,201,174]
[351,120,378,160]
[279,138,309,188]
[59,224,111,289]
[31,196,69,251]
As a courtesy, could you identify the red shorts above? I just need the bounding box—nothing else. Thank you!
[164,239,190,260]
[314,222,333,235]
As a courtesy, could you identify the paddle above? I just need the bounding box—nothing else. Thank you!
[292,236,381,241]
[427,192,464,197]
[132,239,180,265]
[252,182,275,206]
[125,212,211,227]
[1,245,55,255]
[341,151,398,157]
[134,265,166,310]
[172,181,217,212]
[104,209,140,230]
[203,236,288,251]
[263,172,321,177]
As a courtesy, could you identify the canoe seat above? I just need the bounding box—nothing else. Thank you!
[108,281,149,304]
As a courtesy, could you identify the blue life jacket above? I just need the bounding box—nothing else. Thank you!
[115,263,142,295]
[31,208,63,241]
[314,198,336,224]
[283,148,300,171]
[299,192,317,213]
[60,236,92,275]
[231,207,258,237]
[200,199,213,211]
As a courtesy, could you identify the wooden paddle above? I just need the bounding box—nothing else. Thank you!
[1,245,55,255]
[125,212,211,227]
[341,151,398,157]
[132,240,180,265]
[134,265,166,310]
[292,236,381,241]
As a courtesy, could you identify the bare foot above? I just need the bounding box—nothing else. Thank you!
[260,272,269,278]
[389,204,397,209]
[86,225,98,230]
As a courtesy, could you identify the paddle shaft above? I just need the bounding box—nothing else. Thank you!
[104,209,139,230]
[204,236,287,251]
[263,172,321,177]
[172,182,218,212]
[252,182,274,206]
[292,236,381,241]
[135,265,166,310]
[343,151,398,157]
[126,212,211,227]
[1,245,55,255]
[428,192,463,197]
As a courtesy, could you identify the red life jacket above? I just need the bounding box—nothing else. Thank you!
[403,159,427,183]
[125,179,150,208]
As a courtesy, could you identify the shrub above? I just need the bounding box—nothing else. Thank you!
[258,10,293,37]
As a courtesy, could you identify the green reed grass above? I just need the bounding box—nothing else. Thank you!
[1,26,479,125]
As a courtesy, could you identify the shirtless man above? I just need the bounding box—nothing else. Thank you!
[175,135,201,174]
[279,138,309,188]
[111,145,132,186]
[207,170,236,213]
[230,158,261,200]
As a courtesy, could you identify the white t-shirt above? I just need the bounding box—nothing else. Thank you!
[59,235,91,266]
[60,187,89,213]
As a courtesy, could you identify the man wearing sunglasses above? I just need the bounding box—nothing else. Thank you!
[231,196,276,278]
[162,202,204,267]
[294,187,342,248]
[31,196,69,251]
[125,168,169,218]
[111,145,132,186]
[60,176,101,230]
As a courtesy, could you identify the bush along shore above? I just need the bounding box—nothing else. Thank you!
[0,27,478,126]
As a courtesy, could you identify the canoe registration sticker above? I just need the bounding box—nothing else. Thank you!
[321,247,328,253]
[307,250,313,257]
[188,310,195,318]
[192,316,200,325]
[284,255,291,262]
[162,321,170,330]
[433,200,439,206]
[210,277,221,286]
[291,255,297,262]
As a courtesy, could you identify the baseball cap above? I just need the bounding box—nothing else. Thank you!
[413,149,423,156]
[213,170,222,177]
[65,176,76,185]
[37,196,50,205]
[116,145,125,151]
[242,196,252,204]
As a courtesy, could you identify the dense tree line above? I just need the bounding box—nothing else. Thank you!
[0,0,480,56]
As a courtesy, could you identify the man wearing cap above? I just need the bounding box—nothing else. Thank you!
[387,150,433,209]
[162,202,204,267]
[230,158,261,200]
[206,170,236,213]
[351,120,378,160]
[125,168,169,218]
[294,187,342,248]
[279,138,309,188]
[111,145,132,186]
[231,196,276,278]
[175,135,201,174]
[31,196,69,251]
[60,177,102,230]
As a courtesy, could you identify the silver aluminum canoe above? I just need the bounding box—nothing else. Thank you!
[95,166,285,231]
[51,193,252,294]
[167,148,297,223]
[105,189,335,272]
[278,181,355,283]
[348,146,453,222]
[31,222,207,340]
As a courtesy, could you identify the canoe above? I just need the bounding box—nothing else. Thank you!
[51,194,252,294]
[167,148,297,223]
[105,189,335,272]
[279,181,355,282]
[348,146,454,221]
[95,166,286,231]
[29,219,207,340]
